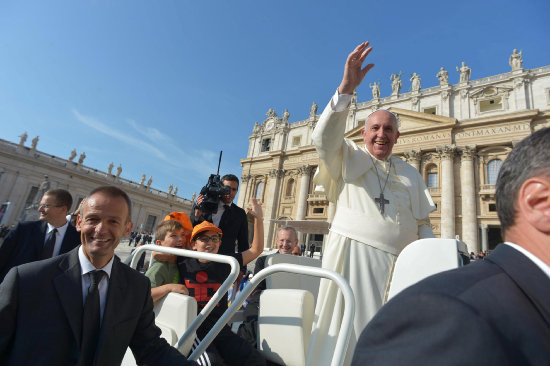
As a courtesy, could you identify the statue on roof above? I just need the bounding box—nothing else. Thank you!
[437,67,449,86]
[18,132,28,146]
[509,49,523,71]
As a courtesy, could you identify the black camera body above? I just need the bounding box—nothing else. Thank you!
[199,173,230,220]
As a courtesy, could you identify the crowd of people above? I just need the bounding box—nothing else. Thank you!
[1,41,549,366]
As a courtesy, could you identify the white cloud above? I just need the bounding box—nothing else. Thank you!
[72,109,219,177]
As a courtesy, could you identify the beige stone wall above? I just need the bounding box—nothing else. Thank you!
[0,139,192,231]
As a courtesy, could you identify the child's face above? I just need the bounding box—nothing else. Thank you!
[192,230,221,254]
[158,229,185,249]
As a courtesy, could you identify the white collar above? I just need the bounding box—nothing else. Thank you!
[47,221,69,237]
[503,242,550,280]
[78,245,114,277]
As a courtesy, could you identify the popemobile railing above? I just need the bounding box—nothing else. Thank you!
[128,245,355,366]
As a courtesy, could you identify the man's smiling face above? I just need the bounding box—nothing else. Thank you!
[362,110,400,160]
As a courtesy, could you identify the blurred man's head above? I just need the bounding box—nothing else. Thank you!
[495,127,550,264]
[276,226,298,254]
[38,189,73,227]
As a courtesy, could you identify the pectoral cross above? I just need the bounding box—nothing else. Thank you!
[375,193,390,215]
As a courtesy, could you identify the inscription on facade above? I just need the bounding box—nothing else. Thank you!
[397,132,452,145]
[455,124,530,139]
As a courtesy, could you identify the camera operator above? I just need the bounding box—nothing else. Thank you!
[192,174,249,255]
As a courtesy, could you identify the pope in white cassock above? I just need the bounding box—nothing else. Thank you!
[306,42,436,366]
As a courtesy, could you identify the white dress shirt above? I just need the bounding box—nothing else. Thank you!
[45,221,69,256]
[78,246,115,323]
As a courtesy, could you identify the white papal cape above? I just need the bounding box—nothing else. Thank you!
[306,93,436,366]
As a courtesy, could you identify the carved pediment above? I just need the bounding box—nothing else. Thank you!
[470,85,513,99]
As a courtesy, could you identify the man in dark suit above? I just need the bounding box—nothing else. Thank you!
[193,174,249,255]
[0,186,196,365]
[0,189,80,282]
[352,127,550,365]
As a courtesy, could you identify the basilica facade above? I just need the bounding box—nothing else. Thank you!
[238,54,550,254]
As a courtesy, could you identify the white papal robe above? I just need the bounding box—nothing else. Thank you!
[306,92,436,366]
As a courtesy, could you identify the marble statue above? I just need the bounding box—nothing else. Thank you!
[410,73,421,92]
[391,72,403,95]
[509,49,523,71]
[370,82,380,99]
[283,109,290,124]
[168,184,173,194]
[107,162,114,175]
[68,149,77,162]
[266,108,277,119]
[174,187,179,196]
[437,67,449,86]
[78,152,86,164]
[140,174,146,185]
[116,164,122,178]
[457,61,471,83]
[18,132,28,146]
[310,101,318,118]
[147,177,152,188]
[31,136,39,150]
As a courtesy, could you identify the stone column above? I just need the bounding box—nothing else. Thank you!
[437,145,456,239]
[460,146,479,253]
[296,165,312,221]
[404,150,421,171]
[237,174,251,208]
[264,169,284,246]
[480,223,488,253]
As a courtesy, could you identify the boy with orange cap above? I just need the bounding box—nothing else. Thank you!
[145,212,193,302]
[179,198,265,366]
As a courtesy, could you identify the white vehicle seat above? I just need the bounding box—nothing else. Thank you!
[121,292,197,365]
[386,238,469,302]
[264,254,321,302]
[257,289,314,366]
[255,254,321,366]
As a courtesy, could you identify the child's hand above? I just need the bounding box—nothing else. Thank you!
[168,284,189,296]
[246,198,263,219]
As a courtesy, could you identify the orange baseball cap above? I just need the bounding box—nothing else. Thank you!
[191,221,223,241]
[163,212,193,232]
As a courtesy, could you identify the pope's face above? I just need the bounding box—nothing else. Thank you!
[362,110,400,160]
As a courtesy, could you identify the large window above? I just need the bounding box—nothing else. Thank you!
[285,179,294,197]
[487,159,503,185]
[425,164,438,188]
[261,138,271,152]
[255,181,264,199]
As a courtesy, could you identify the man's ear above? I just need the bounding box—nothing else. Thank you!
[124,221,134,237]
[519,177,550,233]
[76,214,82,232]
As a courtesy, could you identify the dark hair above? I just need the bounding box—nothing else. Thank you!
[87,186,133,222]
[45,189,73,212]
[495,127,550,234]
[221,174,239,185]
[155,220,184,242]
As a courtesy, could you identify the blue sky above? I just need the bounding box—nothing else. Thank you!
[1,0,548,200]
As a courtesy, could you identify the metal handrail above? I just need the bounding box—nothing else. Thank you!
[190,263,355,366]
[128,245,240,354]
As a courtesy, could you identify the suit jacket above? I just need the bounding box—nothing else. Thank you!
[352,244,550,366]
[192,203,249,256]
[0,247,196,366]
[0,220,81,282]
[217,203,249,255]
